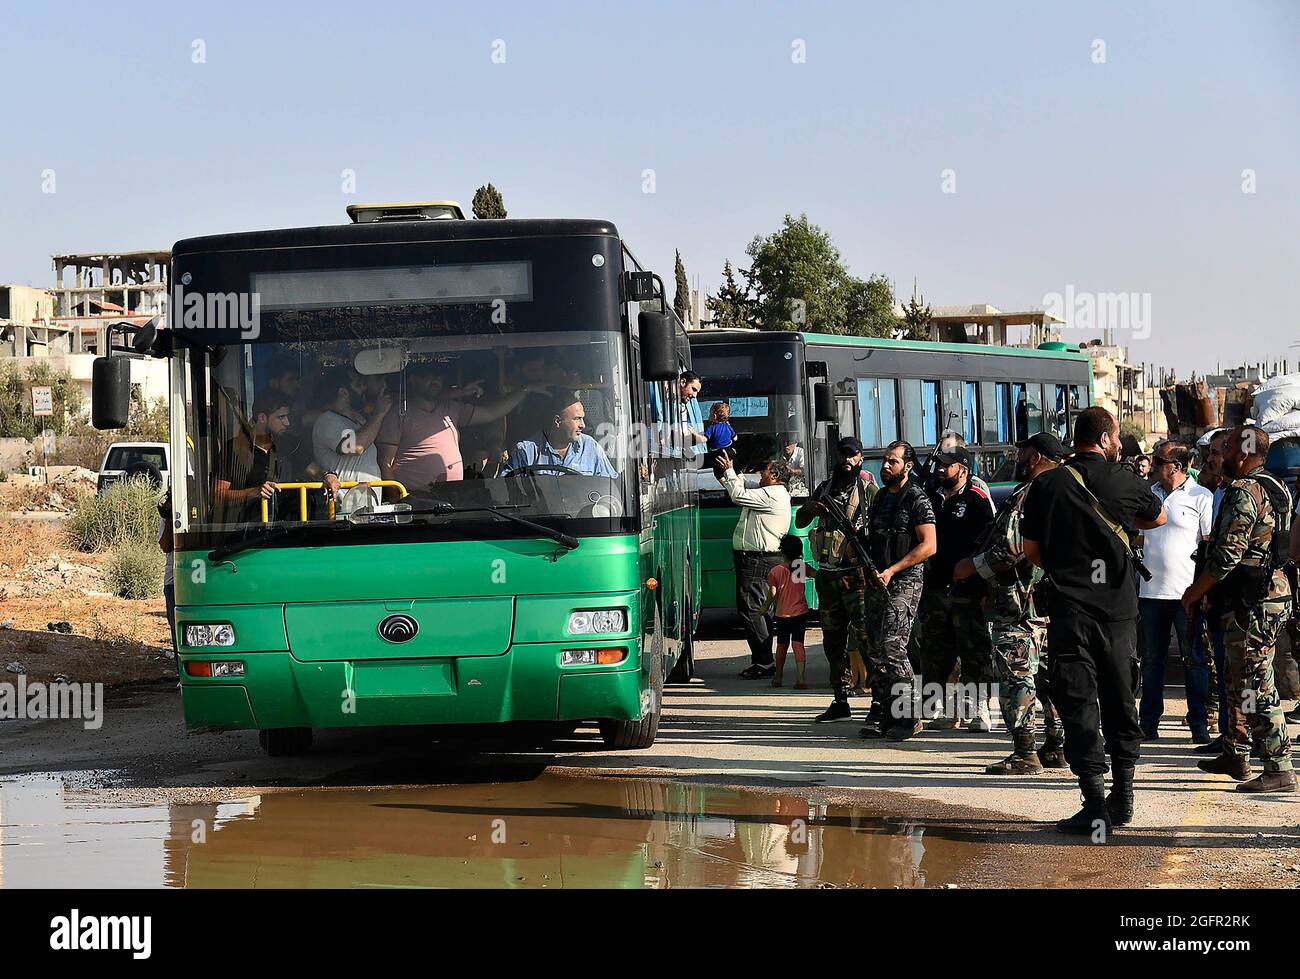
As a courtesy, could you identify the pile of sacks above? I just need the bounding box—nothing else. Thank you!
[1253,374,1300,440]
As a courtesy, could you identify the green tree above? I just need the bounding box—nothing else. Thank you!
[706,260,755,330]
[471,183,507,219]
[899,287,933,341]
[745,213,850,332]
[842,274,898,338]
[673,250,691,324]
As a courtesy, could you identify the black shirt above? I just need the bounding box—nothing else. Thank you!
[927,480,995,594]
[1021,452,1162,620]
[217,436,279,523]
[866,479,936,583]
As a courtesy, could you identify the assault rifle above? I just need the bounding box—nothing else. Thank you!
[813,482,887,592]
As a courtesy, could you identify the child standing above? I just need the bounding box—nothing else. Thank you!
[762,533,812,689]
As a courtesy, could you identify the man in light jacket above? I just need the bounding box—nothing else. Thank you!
[717,454,793,678]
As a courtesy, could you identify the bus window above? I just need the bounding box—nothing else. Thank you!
[962,381,978,443]
[1012,383,1028,442]
[996,382,1010,442]
[879,378,898,445]
[1027,385,1045,435]
[941,380,962,440]
[979,381,998,444]
[857,378,881,448]
[1052,384,1069,440]
[901,379,925,446]
[1069,384,1083,436]
[922,380,940,445]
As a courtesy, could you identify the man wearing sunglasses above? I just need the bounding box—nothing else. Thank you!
[1140,442,1215,742]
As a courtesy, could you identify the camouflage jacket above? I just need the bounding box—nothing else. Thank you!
[1207,473,1292,602]
[972,480,1045,621]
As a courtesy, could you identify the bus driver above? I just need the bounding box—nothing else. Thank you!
[502,392,618,477]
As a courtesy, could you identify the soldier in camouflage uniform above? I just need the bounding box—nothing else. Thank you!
[859,441,937,741]
[797,437,874,725]
[1184,425,1295,793]
[956,433,1067,774]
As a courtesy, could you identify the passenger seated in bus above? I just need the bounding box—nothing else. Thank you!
[465,435,507,479]
[376,361,549,490]
[312,364,393,506]
[502,393,617,478]
[212,394,291,523]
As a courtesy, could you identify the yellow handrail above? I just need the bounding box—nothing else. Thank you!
[260,480,409,523]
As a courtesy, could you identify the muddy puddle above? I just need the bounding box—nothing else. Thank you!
[0,769,1000,888]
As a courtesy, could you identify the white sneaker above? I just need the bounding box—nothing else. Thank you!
[967,702,992,732]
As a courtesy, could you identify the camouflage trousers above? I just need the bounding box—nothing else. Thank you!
[816,567,870,700]
[918,587,996,691]
[863,572,922,707]
[990,614,1061,737]
[1223,600,1294,773]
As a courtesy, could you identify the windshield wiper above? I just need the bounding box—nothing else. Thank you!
[410,501,580,551]
[208,519,350,562]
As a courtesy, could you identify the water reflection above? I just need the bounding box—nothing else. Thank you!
[0,772,969,888]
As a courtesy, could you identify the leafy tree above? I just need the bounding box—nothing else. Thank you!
[744,214,850,332]
[899,287,933,341]
[842,274,898,338]
[1119,419,1146,443]
[706,260,756,330]
[471,183,507,219]
[673,250,691,324]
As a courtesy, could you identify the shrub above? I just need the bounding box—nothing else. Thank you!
[104,538,165,600]
[65,476,162,552]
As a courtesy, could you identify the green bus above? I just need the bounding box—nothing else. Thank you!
[93,205,699,754]
[686,329,1094,611]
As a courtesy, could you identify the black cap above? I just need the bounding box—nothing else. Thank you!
[837,436,864,455]
[1014,432,1067,460]
[933,445,973,468]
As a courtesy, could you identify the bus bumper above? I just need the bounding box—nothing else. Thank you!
[179,645,644,731]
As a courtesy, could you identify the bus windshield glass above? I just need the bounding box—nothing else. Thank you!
[688,340,808,496]
[172,252,634,545]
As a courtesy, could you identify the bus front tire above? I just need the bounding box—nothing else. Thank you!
[258,727,313,756]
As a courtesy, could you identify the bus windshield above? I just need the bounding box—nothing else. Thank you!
[688,339,809,496]
[176,321,634,543]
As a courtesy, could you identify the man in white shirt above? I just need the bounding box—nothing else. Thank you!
[312,366,393,510]
[1139,442,1215,741]
[717,455,793,678]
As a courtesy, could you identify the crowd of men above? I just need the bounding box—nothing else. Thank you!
[713,396,1298,838]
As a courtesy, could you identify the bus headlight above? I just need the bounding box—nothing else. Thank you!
[561,648,627,666]
[184,623,236,647]
[568,609,627,634]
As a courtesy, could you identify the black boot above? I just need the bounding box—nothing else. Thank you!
[858,699,886,739]
[1106,762,1135,826]
[884,687,923,741]
[1055,775,1113,839]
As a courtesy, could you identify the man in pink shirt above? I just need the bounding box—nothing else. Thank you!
[377,363,549,491]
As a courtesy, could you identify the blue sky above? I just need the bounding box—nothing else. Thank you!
[1,0,1296,373]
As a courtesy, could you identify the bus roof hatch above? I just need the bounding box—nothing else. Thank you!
[346,201,466,223]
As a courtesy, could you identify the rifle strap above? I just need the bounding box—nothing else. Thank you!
[1063,462,1133,552]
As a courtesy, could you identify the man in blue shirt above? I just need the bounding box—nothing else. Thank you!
[503,393,617,477]
[648,370,706,461]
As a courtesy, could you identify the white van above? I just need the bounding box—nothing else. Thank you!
[97,442,170,493]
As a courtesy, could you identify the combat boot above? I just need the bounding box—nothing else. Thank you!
[984,730,1043,775]
[1237,770,1297,793]
[857,700,885,739]
[1055,775,1112,838]
[1038,729,1067,768]
[1106,762,1135,826]
[884,690,923,741]
[1197,752,1251,781]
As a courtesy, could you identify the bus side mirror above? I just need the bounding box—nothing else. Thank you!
[814,382,835,423]
[92,357,131,430]
[639,311,678,381]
